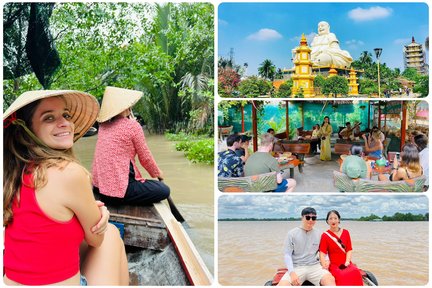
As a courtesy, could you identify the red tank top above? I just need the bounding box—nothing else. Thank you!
[4,174,85,285]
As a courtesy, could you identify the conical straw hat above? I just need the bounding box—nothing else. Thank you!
[97,86,143,123]
[3,90,99,142]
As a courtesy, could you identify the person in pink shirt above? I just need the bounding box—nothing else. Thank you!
[92,86,170,205]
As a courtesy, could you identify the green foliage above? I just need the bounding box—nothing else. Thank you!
[313,74,326,88]
[3,2,214,134]
[175,141,194,152]
[238,76,272,97]
[185,139,214,164]
[258,59,276,80]
[359,212,428,221]
[358,78,377,95]
[358,214,381,221]
[322,75,349,97]
[402,68,419,81]
[274,80,292,98]
[166,133,213,164]
[413,75,429,97]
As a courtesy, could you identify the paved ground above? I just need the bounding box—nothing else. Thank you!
[288,152,341,192]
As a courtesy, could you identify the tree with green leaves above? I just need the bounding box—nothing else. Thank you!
[258,59,276,80]
[322,75,349,97]
[3,2,214,134]
[238,76,272,97]
[275,79,292,98]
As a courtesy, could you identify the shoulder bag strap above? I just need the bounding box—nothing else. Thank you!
[324,231,346,254]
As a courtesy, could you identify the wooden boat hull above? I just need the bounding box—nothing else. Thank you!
[105,202,212,286]
[264,267,377,286]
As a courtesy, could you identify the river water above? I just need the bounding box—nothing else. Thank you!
[74,134,214,274]
[218,221,428,286]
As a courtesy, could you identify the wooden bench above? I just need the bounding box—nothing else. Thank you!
[218,172,277,192]
[333,170,426,192]
[334,143,354,155]
[280,143,310,173]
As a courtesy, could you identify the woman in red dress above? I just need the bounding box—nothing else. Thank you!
[319,210,363,286]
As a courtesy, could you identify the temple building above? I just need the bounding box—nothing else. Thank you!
[291,34,315,97]
[403,36,427,74]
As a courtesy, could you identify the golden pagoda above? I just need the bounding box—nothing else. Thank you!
[291,34,315,97]
[328,65,338,77]
[348,68,359,95]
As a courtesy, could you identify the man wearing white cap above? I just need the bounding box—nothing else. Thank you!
[92,86,170,205]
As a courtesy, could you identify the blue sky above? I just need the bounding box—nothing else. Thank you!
[218,2,429,75]
[218,195,428,219]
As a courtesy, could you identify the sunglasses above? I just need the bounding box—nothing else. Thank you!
[337,238,346,249]
[304,215,317,221]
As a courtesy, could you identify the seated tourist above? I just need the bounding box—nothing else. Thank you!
[340,145,371,179]
[218,134,244,177]
[235,135,252,164]
[362,130,383,159]
[414,134,429,190]
[372,126,385,144]
[378,143,423,182]
[244,133,296,192]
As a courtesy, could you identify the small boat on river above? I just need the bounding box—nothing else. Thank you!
[264,267,378,286]
[104,200,213,286]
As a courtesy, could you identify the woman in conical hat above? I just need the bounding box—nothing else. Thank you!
[3,90,128,285]
[92,86,170,205]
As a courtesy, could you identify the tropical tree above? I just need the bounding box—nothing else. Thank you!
[3,2,214,134]
[238,76,272,97]
[322,75,349,97]
[258,59,276,80]
[275,68,284,79]
[275,79,292,98]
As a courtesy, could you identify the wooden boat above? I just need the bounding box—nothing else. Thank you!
[105,201,213,286]
[264,267,378,286]
[83,126,98,137]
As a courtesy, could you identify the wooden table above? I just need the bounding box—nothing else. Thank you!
[276,156,300,178]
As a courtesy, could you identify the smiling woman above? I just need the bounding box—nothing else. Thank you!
[3,90,129,286]
[30,97,75,150]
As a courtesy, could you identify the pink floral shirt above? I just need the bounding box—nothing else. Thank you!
[92,117,160,198]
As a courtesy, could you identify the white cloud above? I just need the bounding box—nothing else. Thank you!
[290,33,316,45]
[394,38,411,45]
[345,39,365,49]
[247,28,282,41]
[219,19,228,26]
[348,6,393,22]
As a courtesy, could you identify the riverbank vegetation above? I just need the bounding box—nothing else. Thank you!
[219,212,429,221]
[165,132,213,165]
[4,2,214,136]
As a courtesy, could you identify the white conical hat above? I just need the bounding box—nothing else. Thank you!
[3,90,99,142]
[97,86,143,122]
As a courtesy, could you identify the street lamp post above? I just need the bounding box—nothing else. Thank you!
[374,48,383,98]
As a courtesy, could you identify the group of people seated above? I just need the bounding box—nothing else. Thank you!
[340,129,428,190]
[217,133,296,192]
[278,207,363,286]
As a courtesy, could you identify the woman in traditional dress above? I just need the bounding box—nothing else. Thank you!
[319,210,363,286]
[318,116,332,161]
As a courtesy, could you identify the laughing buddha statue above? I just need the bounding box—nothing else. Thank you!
[310,21,353,68]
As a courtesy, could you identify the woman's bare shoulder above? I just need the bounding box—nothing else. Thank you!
[47,161,90,184]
